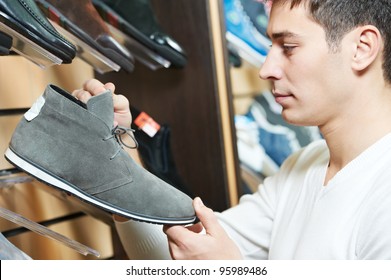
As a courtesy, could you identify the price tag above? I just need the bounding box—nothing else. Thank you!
[134,112,161,137]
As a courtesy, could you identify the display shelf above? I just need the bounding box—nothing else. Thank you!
[107,24,171,70]
[50,21,121,74]
[0,17,62,68]
[0,206,100,257]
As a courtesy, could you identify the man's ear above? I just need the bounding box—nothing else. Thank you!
[351,25,382,71]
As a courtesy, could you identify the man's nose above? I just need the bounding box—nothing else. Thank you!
[259,51,282,81]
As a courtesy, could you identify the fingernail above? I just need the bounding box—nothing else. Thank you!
[196,197,204,207]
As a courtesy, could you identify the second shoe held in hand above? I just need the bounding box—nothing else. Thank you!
[4,84,196,225]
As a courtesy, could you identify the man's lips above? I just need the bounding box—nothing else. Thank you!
[272,90,294,104]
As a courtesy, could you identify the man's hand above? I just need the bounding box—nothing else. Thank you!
[163,197,243,260]
[72,78,132,127]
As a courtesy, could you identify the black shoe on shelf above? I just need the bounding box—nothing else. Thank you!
[0,0,76,63]
[92,0,187,68]
[35,0,135,73]
[0,30,12,55]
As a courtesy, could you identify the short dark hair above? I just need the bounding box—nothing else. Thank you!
[268,0,391,83]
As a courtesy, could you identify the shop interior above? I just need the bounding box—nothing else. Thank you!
[0,0,320,259]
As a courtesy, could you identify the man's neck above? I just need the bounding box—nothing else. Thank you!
[320,88,391,185]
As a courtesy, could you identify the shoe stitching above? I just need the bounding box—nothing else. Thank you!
[18,0,74,47]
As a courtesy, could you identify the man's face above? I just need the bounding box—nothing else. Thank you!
[260,3,352,127]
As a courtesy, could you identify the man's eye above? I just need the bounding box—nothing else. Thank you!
[282,44,296,53]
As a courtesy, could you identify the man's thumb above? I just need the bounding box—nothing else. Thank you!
[193,197,222,236]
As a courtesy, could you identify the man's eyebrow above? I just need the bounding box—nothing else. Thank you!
[268,31,300,40]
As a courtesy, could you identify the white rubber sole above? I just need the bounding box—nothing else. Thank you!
[4,147,196,225]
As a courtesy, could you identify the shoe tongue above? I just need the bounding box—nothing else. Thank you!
[86,91,114,128]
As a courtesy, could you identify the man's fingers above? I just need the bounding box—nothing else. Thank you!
[193,197,223,236]
[71,89,92,103]
[164,197,223,243]
[166,236,184,260]
[104,82,115,93]
[185,222,205,234]
[112,94,130,111]
[163,225,190,244]
[83,79,108,96]
[73,79,116,105]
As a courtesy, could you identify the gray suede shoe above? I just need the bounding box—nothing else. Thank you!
[4,85,196,225]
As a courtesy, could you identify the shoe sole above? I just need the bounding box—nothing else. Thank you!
[92,0,187,68]
[35,0,134,73]
[4,147,196,225]
[0,10,74,63]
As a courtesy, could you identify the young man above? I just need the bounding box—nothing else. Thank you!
[79,0,391,259]
[163,0,391,259]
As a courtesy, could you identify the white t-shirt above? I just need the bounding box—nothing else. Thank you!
[217,133,391,259]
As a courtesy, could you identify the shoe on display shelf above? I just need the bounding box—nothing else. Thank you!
[92,0,187,68]
[35,0,135,73]
[235,114,279,177]
[246,103,301,166]
[0,0,76,66]
[240,0,269,37]
[0,30,12,55]
[224,0,270,67]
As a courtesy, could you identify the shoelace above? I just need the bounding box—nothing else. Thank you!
[103,126,139,160]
